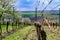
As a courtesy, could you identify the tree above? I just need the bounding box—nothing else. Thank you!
[13,12,21,28]
[0,0,15,39]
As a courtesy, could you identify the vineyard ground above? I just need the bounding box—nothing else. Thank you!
[3,25,60,40]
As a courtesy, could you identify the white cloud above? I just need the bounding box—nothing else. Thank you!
[16,8,35,11]
[45,1,49,5]
[15,0,60,11]
[43,0,51,5]
[27,0,30,2]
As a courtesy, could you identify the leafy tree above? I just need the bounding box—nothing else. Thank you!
[0,0,15,39]
[13,11,21,29]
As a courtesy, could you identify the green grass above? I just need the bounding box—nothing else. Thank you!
[21,12,58,18]
[3,26,33,40]
[1,25,16,33]
[3,25,60,40]
[43,14,58,18]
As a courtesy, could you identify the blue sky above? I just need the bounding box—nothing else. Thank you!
[15,0,60,11]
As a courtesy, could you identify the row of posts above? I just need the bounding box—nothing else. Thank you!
[35,7,60,40]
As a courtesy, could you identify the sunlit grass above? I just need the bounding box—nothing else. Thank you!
[2,25,16,33]
[3,25,60,40]
[44,26,60,40]
[21,12,58,18]
[3,26,33,40]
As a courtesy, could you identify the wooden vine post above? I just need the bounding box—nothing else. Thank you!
[59,8,60,27]
[0,15,2,40]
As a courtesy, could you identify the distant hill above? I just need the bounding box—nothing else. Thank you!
[21,10,59,14]
[44,10,59,14]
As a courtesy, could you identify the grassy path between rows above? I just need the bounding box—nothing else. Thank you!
[3,26,33,40]
[25,26,60,40]
[44,26,60,40]
[3,25,60,40]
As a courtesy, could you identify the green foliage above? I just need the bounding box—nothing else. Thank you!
[0,0,16,17]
